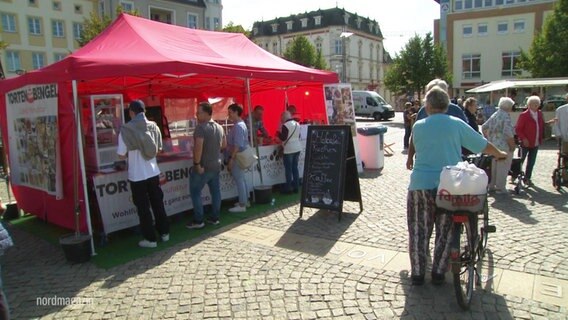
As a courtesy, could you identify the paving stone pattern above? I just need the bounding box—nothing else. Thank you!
[1,113,567,319]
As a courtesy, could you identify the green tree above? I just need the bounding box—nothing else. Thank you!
[78,5,139,47]
[519,0,568,77]
[313,49,328,70]
[222,22,250,37]
[384,33,451,98]
[283,36,326,70]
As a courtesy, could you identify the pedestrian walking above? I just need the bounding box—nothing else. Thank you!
[515,95,545,186]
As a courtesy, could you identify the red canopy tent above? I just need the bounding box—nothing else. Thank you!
[0,14,338,236]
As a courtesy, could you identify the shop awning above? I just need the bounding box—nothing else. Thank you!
[466,78,568,93]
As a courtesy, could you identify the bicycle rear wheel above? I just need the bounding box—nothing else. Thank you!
[452,222,476,310]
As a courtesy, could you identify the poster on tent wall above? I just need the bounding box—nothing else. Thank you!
[5,84,63,198]
[323,84,363,172]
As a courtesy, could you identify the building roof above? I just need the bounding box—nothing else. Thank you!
[252,7,383,38]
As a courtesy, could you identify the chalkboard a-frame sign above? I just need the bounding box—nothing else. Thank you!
[299,125,363,221]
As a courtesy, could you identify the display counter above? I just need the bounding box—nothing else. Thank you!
[90,140,307,236]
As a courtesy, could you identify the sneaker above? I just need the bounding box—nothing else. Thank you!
[229,205,246,213]
[234,201,251,208]
[431,273,445,286]
[206,217,220,225]
[161,234,170,242]
[186,221,205,229]
[138,240,157,248]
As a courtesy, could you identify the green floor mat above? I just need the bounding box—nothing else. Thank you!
[8,192,300,269]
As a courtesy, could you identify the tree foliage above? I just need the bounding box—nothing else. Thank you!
[222,22,250,37]
[78,5,139,47]
[384,33,451,98]
[519,0,568,77]
[283,35,327,70]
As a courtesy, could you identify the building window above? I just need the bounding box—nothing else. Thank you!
[462,54,481,79]
[502,51,521,76]
[300,18,307,28]
[28,17,42,35]
[272,42,277,54]
[358,41,363,57]
[513,19,525,33]
[1,13,17,32]
[455,0,463,10]
[271,23,278,33]
[505,0,514,4]
[474,0,483,7]
[73,22,83,40]
[213,17,220,30]
[119,1,134,12]
[252,27,258,35]
[54,53,66,61]
[5,51,21,72]
[314,16,321,26]
[477,23,488,36]
[484,0,493,6]
[463,25,473,37]
[28,0,38,6]
[74,5,82,14]
[496,0,504,5]
[52,1,61,11]
[32,52,45,69]
[334,39,342,55]
[187,14,197,29]
[286,21,293,31]
[464,0,473,9]
[205,17,210,30]
[316,41,322,53]
[369,44,374,61]
[52,20,64,37]
[497,22,508,34]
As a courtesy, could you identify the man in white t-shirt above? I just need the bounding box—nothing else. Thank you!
[117,100,169,248]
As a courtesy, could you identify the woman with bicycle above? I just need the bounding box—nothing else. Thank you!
[406,81,507,286]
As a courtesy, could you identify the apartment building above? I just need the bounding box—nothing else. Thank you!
[250,7,394,103]
[433,0,556,96]
[0,0,222,78]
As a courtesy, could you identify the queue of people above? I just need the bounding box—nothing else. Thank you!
[117,100,302,248]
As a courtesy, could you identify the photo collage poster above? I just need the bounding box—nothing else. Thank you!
[323,84,363,172]
[5,84,62,198]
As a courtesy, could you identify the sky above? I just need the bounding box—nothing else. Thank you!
[222,0,441,56]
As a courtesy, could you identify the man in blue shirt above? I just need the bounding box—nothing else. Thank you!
[408,79,467,161]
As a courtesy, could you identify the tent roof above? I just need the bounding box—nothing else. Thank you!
[0,13,338,94]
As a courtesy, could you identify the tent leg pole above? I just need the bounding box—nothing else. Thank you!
[73,80,96,256]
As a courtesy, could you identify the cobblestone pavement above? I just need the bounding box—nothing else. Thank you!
[2,113,567,319]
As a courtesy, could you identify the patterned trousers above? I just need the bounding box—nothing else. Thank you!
[407,189,454,277]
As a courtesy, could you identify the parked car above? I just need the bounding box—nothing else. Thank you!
[352,91,395,121]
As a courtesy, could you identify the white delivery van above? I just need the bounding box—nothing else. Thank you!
[352,90,395,121]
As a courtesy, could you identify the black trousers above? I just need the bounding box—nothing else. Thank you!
[403,126,411,149]
[130,175,169,242]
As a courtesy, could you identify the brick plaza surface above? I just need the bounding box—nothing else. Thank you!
[1,113,567,319]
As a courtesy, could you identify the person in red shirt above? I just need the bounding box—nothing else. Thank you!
[515,95,545,186]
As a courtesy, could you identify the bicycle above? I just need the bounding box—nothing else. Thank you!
[444,196,496,310]
[438,155,496,310]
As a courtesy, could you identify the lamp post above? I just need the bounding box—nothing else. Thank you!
[339,31,353,83]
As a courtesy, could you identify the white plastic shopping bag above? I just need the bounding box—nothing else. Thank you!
[436,161,488,212]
